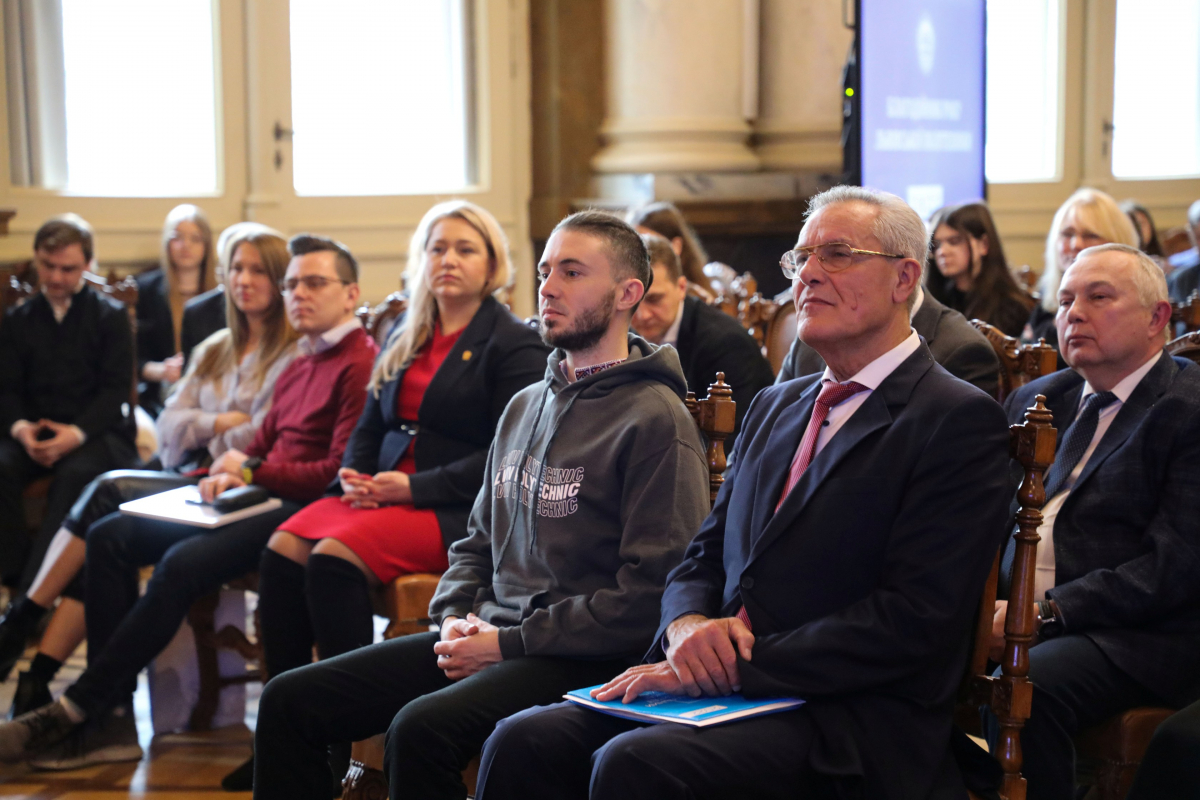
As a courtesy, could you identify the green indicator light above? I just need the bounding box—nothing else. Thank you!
[845,88,855,97]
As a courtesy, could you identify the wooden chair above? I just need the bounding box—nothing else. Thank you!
[957,394,1057,800]
[763,290,796,376]
[357,292,409,348]
[1170,290,1200,334]
[1160,226,1192,259]
[1166,331,1200,363]
[187,573,265,731]
[341,375,738,800]
[969,320,1059,403]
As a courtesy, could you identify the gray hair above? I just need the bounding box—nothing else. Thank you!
[1074,242,1168,308]
[804,185,928,308]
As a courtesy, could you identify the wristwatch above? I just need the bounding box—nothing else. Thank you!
[1036,599,1064,640]
[241,457,263,485]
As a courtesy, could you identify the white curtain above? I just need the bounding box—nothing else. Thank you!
[4,0,67,188]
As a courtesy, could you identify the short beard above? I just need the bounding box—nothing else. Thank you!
[541,291,615,353]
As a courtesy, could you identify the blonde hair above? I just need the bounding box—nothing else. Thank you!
[1038,188,1138,312]
[185,229,298,389]
[369,201,513,394]
[161,204,218,349]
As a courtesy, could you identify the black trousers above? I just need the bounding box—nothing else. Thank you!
[62,501,298,715]
[476,700,821,800]
[252,631,630,800]
[1126,699,1200,800]
[54,469,197,601]
[0,433,136,588]
[984,635,1169,800]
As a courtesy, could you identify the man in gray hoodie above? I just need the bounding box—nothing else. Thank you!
[251,211,711,800]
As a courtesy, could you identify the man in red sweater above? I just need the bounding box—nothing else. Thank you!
[0,235,378,769]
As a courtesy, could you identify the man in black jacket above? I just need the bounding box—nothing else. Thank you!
[632,234,774,452]
[990,243,1200,800]
[0,216,136,587]
[777,281,1001,398]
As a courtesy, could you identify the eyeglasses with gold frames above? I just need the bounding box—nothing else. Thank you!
[780,243,906,279]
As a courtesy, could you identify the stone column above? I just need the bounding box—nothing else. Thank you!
[755,0,853,171]
[592,0,759,174]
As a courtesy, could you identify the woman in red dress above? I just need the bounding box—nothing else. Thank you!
[254,201,549,684]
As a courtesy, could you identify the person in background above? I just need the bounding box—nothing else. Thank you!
[137,204,218,416]
[0,234,376,771]
[182,222,282,367]
[1025,188,1138,349]
[1165,199,1200,302]
[632,233,773,453]
[0,228,297,719]
[220,201,548,791]
[0,215,136,589]
[626,201,715,299]
[1120,200,1165,260]
[926,202,1035,337]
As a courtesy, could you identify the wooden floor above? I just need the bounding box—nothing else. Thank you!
[0,647,257,799]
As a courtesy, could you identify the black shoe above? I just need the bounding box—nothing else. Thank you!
[28,704,142,771]
[0,700,77,762]
[9,671,52,720]
[221,754,254,792]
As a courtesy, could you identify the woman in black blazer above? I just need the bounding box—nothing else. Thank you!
[136,204,218,415]
[254,200,549,681]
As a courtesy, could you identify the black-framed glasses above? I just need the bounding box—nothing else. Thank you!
[279,275,349,293]
[780,243,906,279]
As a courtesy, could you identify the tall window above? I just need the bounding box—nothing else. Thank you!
[289,0,475,197]
[1111,0,1200,179]
[60,0,219,196]
[984,0,1062,183]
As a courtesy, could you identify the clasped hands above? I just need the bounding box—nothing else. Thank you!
[338,467,412,508]
[434,613,502,680]
[591,614,755,704]
[13,419,83,467]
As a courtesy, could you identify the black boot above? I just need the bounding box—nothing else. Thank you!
[0,598,48,682]
[9,670,53,719]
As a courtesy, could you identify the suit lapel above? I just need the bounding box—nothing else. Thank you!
[747,344,934,565]
[749,380,820,543]
[673,297,698,371]
[1068,353,1176,497]
[416,298,498,420]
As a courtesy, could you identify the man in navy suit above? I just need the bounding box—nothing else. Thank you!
[989,243,1200,800]
[475,186,1013,800]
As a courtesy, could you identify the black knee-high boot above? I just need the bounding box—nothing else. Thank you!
[305,554,375,661]
[257,549,315,680]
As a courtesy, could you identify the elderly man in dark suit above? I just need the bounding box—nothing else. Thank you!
[632,233,775,452]
[475,186,1013,800]
[776,279,1000,398]
[989,243,1200,800]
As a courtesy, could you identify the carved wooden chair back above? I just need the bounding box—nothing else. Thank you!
[1166,331,1200,364]
[969,319,1059,403]
[1170,291,1200,334]
[357,291,409,349]
[1160,226,1192,258]
[764,290,797,376]
[958,394,1057,800]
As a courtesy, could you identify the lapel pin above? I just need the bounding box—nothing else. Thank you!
[462,350,472,361]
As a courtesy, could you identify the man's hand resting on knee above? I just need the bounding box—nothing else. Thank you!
[591,614,754,703]
[434,613,502,680]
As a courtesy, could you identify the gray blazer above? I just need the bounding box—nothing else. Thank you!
[775,291,1001,398]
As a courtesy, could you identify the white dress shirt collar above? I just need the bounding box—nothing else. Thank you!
[661,297,686,348]
[1079,349,1162,407]
[820,328,922,391]
[298,316,363,357]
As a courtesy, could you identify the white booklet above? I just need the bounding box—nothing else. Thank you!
[119,485,282,529]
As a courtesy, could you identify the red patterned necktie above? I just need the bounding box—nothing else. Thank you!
[735,379,869,632]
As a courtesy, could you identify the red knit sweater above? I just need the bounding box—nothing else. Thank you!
[244,326,377,503]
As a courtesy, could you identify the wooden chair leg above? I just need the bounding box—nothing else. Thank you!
[187,590,222,732]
